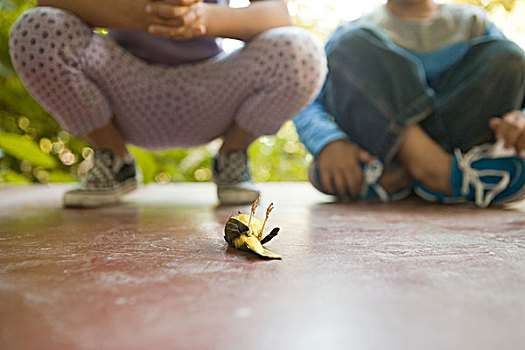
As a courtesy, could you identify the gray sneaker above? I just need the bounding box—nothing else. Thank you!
[212,150,260,205]
[63,149,138,208]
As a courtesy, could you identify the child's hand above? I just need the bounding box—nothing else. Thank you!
[490,110,525,154]
[317,140,375,197]
[145,0,207,40]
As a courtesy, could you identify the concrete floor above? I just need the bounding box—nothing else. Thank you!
[1,183,525,350]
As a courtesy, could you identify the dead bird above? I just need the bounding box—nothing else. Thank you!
[224,197,281,259]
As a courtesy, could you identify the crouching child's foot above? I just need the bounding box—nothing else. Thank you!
[212,150,260,205]
[63,149,138,208]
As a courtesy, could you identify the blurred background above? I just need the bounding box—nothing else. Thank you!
[1,0,524,185]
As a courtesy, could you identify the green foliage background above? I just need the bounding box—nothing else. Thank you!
[0,0,523,184]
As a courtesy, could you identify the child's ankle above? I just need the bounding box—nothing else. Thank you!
[408,154,453,195]
[380,166,412,193]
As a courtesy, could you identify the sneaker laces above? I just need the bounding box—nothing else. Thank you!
[84,150,123,189]
[455,145,510,208]
[360,160,389,202]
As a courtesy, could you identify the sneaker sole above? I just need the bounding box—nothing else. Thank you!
[217,188,260,205]
[492,159,525,206]
[493,183,525,206]
[413,186,467,204]
[63,179,138,208]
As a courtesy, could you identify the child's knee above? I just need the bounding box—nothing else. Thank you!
[255,26,327,100]
[9,7,92,78]
[486,41,525,84]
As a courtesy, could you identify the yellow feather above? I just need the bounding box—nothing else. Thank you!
[245,236,281,259]
[233,214,263,237]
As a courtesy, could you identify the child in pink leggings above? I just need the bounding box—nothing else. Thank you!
[9,0,326,207]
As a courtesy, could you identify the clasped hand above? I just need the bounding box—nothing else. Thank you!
[145,0,207,39]
[490,110,525,155]
[317,140,375,197]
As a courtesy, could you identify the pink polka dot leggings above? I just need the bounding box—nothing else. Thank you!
[9,7,326,149]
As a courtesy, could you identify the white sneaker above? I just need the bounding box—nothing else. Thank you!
[63,150,138,208]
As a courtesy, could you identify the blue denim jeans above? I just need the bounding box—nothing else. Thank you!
[323,23,525,169]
